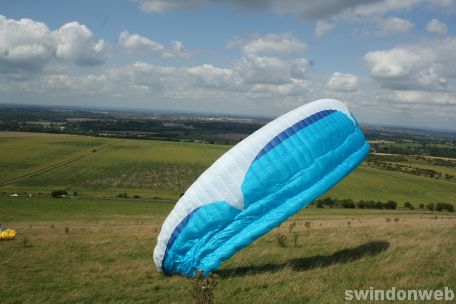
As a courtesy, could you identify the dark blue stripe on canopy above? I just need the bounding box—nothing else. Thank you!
[254,109,337,162]
[162,207,199,273]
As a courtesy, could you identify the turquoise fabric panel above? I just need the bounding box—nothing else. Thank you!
[161,111,369,277]
[162,201,241,276]
[242,111,362,206]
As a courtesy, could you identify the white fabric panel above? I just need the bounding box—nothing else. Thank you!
[153,99,355,270]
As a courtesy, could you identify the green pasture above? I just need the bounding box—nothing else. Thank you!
[1,132,455,303]
[0,134,113,184]
[1,133,455,205]
[1,197,455,303]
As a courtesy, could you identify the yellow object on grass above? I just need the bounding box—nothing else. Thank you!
[0,229,16,240]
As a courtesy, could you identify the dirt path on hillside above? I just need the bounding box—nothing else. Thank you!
[0,139,123,187]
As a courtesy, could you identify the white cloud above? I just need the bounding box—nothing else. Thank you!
[4,55,455,129]
[365,48,420,80]
[235,55,293,85]
[362,37,456,127]
[426,19,448,35]
[364,39,456,91]
[314,20,336,37]
[249,79,309,96]
[0,15,106,77]
[327,72,359,91]
[118,31,190,59]
[186,64,235,88]
[350,0,421,17]
[53,22,106,66]
[119,30,165,52]
[231,33,306,56]
[391,90,456,106]
[377,17,413,36]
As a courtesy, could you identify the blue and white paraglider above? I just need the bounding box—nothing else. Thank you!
[153,99,370,277]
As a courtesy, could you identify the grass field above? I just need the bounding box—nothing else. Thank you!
[1,197,455,303]
[394,161,456,177]
[0,134,115,185]
[1,132,455,303]
[1,132,455,205]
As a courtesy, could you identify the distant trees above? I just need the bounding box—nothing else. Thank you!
[366,154,455,181]
[313,198,455,212]
[313,197,398,210]
[384,200,398,210]
[339,199,356,209]
[315,197,337,208]
[435,202,454,212]
[371,141,456,158]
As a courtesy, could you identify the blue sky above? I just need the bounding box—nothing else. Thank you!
[1,0,455,130]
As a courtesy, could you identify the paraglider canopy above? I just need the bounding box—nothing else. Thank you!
[153,99,369,277]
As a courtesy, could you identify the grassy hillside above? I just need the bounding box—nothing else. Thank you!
[328,165,456,204]
[1,133,455,303]
[1,197,455,303]
[1,132,454,205]
[0,134,114,184]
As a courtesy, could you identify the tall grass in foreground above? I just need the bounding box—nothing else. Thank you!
[1,197,455,303]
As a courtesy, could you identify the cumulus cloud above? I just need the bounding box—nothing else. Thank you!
[364,39,456,91]
[5,54,455,129]
[377,17,413,36]
[53,22,106,66]
[186,64,235,88]
[35,54,310,97]
[249,79,309,96]
[0,15,106,76]
[327,72,359,91]
[118,31,190,59]
[235,55,292,85]
[391,90,456,106]
[426,19,448,35]
[230,33,306,56]
[314,20,336,37]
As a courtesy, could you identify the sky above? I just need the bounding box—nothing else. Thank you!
[0,0,455,130]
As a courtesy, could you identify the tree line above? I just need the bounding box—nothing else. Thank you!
[313,197,454,212]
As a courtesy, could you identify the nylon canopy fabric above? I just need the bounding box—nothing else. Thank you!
[153,99,370,277]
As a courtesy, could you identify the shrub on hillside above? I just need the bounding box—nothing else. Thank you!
[375,201,385,209]
[340,199,356,209]
[356,200,366,209]
[404,202,414,209]
[314,197,336,208]
[384,200,397,210]
[51,190,68,198]
[435,202,454,212]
